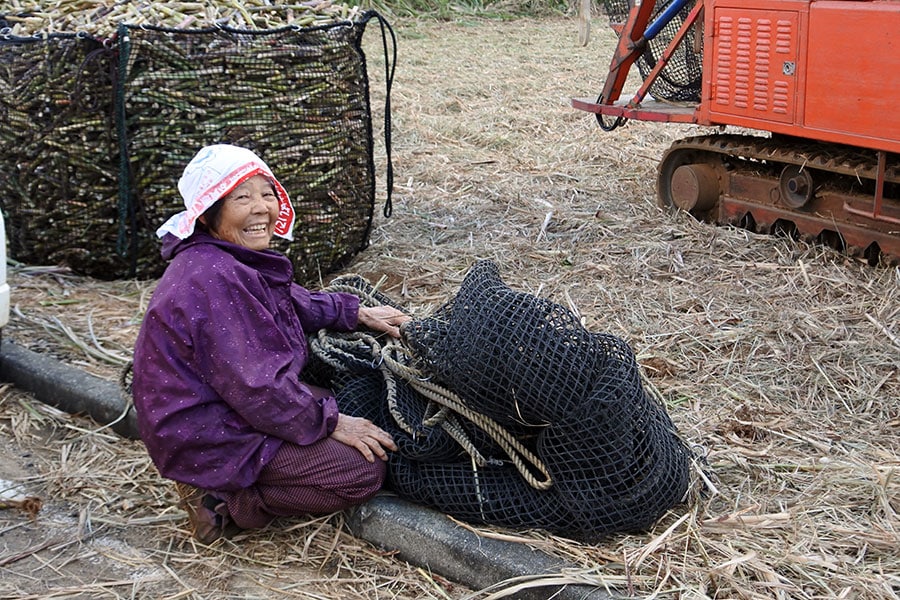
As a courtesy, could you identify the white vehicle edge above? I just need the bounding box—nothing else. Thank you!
[0,211,10,335]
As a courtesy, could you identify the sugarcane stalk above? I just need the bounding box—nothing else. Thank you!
[2,0,361,36]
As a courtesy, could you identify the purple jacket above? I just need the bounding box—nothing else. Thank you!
[132,232,360,491]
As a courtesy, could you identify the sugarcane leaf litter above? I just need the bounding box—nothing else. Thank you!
[2,13,898,599]
[0,0,385,282]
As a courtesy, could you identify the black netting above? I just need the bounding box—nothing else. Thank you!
[0,12,390,282]
[0,35,120,275]
[312,261,694,540]
[601,0,702,102]
[390,462,576,533]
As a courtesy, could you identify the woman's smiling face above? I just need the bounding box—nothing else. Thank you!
[208,174,280,250]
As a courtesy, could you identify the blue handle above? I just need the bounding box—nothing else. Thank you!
[645,0,692,40]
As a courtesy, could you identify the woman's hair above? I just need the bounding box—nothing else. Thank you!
[197,199,226,234]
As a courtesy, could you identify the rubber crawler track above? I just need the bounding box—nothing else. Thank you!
[659,134,900,265]
[669,134,900,183]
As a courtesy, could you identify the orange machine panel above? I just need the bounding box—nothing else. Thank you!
[804,1,900,152]
[708,6,800,124]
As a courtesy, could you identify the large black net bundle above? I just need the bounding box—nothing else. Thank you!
[311,261,694,540]
[0,10,391,281]
[601,0,702,102]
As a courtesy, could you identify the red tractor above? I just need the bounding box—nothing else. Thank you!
[574,0,900,264]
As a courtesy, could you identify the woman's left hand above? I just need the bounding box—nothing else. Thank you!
[357,305,411,338]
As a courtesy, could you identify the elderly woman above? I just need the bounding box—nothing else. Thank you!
[132,144,409,543]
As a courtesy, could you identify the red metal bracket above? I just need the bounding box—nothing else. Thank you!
[628,2,704,107]
[598,0,659,105]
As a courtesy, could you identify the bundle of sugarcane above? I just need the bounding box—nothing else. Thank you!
[122,23,376,279]
[0,0,363,37]
[0,2,381,281]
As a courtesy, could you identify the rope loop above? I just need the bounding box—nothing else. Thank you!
[313,277,554,491]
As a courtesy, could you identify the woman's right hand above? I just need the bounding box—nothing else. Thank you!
[356,305,411,339]
[330,413,398,463]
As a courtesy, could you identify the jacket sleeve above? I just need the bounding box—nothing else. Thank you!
[190,268,340,446]
[291,284,360,333]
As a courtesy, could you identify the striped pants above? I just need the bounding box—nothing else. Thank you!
[217,435,387,530]
[214,383,386,530]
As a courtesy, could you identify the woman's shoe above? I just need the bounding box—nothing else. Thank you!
[174,482,237,544]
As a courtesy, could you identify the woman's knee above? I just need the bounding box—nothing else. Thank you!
[340,457,387,503]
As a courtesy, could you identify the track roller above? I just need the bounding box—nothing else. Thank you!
[657,147,722,216]
[779,165,814,209]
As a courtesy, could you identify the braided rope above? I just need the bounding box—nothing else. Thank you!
[324,282,388,308]
[315,277,554,490]
[378,355,419,437]
[440,413,494,467]
[379,343,553,490]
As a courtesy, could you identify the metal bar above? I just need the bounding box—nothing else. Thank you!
[645,0,693,40]
[843,151,900,225]
[629,1,703,107]
[598,0,659,105]
[874,150,886,218]
[571,97,698,123]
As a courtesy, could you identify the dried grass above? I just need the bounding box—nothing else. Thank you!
[1,15,898,600]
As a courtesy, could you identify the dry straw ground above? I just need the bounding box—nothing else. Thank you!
[1,14,899,600]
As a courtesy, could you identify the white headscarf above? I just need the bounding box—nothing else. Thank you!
[156,144,296,241]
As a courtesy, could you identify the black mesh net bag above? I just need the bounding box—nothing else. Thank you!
[310,261,694,541]
[601,0,702,102]
[0,10,394,282]
[0,33,120,275]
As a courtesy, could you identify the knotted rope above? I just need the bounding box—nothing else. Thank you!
[311,279,554,491]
